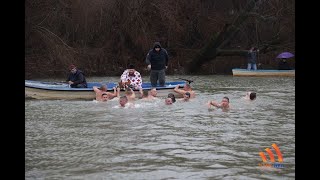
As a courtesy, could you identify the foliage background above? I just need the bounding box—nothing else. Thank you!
[25,0,294,78]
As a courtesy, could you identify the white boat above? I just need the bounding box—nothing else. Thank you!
[232,68,295,77]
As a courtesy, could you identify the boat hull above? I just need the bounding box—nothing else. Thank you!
[25,80,185,100]
[232,68,295,77]
[25,87,96,100]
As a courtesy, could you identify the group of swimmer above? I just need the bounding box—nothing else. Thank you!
[92,82,257,110]
[92,83,192,107]
[64,41,257,110]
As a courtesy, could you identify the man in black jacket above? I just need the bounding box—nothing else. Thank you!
[66,64,87,88]
[146,42,169,87]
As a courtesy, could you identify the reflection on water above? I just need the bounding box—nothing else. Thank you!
[25,75,295,179]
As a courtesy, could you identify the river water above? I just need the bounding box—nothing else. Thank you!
[25,75,295,179]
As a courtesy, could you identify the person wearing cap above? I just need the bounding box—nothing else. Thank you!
[66,64,87,88]
[145,42,169,87]
[120,64,142,90]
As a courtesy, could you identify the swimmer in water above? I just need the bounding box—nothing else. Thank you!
[207,96,230,111]
[244,91,256,100]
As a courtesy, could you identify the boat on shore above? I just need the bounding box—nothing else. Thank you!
[25,80,186,100]
[232,68,295,77]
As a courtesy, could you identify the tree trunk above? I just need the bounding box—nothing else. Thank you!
[187,0,261,73]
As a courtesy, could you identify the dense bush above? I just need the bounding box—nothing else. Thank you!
[25,0,294,78]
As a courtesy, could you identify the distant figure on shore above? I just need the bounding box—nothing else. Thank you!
[247,47,259,71]
[207,97,230,111]
[244,91,257,100]
[278,58,292,70]
[66,64,87,88]
[146,42,169,87]
[120,64,142,90]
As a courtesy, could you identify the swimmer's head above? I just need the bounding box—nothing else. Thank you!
[222,97,229,103]
[119,96,128,107]
[165,98,173,105]
[101,93,108,102]
[167,93,176,103]
[183,92,191,100]
[249,92,256,100]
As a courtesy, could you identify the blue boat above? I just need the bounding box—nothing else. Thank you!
[25,80,186,100]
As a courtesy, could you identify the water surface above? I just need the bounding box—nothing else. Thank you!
[25,75,295,179]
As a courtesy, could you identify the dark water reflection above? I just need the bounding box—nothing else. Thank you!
[25,75,295,179]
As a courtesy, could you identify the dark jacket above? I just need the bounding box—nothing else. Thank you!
[146,42,169,70]
[66,70,87,87]
[247,51,257,64]
[278,60,291,70]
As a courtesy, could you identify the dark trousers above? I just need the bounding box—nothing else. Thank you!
[150,69,166,87]
[71,83,87,88]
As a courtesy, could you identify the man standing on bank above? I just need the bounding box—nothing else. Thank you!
[146,42,169,87]
[247,47,259,71]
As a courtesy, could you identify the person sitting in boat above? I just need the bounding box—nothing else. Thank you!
[93,85,117,101]
[207,97,230,111]
[278,58,292,70]
[120,64,142,90]
[244,91,256,100]
[173,84,196,98]
[66,64,87,88]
